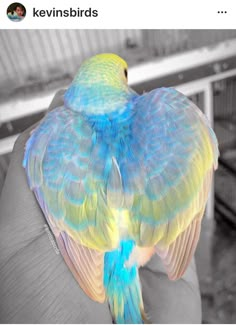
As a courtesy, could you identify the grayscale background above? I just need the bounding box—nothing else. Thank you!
[0,30,236,323]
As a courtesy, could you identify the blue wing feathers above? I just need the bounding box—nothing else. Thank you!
[24,87,218,246]
[23,86,219,323]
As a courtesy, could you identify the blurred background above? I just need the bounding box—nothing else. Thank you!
[0,29,236,323]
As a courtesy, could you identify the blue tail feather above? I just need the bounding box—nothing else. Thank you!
[104,240,144,324]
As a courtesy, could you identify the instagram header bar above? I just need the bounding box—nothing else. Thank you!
[1,0,236,29]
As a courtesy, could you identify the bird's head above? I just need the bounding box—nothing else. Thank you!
[64,53,134,115]
[75,53,128,88]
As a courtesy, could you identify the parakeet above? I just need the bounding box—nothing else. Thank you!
[23,53,219,324]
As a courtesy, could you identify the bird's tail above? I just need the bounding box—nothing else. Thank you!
[104,240,146,324]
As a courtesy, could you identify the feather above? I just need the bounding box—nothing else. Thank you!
[56,231,105,302]
[23,53,219,324]
[107,157,124,208]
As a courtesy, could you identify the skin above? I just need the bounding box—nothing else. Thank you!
[15,6,24,17]
[0,90,202,323]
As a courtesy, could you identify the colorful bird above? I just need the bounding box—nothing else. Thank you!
[23,53,219,323]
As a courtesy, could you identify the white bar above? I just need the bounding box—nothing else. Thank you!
[176,82,206,97]
[0,134,19,155]
[204,84,215,220]
[0,93,54,123]
[204,83,214,127]
[171,68,236,96]
[129,39,236,85]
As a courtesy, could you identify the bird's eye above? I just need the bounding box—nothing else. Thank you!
[124,68,128,79]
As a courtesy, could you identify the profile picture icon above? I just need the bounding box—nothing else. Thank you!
[7,3,26,22]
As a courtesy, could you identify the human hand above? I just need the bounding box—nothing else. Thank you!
[0,90,202,323]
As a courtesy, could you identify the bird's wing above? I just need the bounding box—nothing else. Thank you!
[121,87,218,279]
[23,106,120,302]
